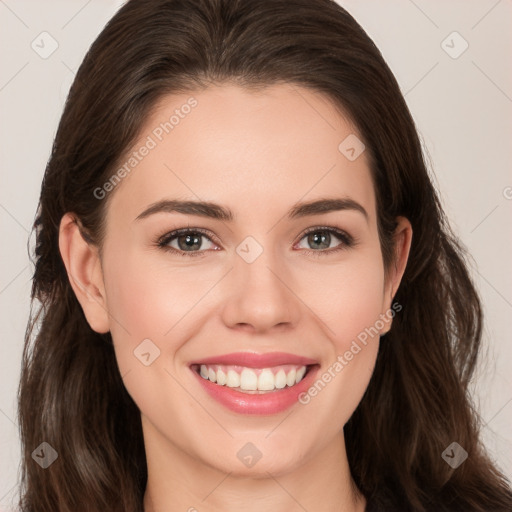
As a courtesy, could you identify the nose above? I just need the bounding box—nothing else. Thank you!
[220,244,301,333]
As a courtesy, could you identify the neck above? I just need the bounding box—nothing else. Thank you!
[142,420,366,512]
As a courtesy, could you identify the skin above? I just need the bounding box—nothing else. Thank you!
[59,83,412,512]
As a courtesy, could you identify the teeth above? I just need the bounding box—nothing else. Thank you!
[295,366,306,384]
[198,364,308,392]
[258,369,275,391]
[226,369,241,388]
[286,368,296,387]
[216,368,227,385]
[275,369,287,389]
[240,368,258,390]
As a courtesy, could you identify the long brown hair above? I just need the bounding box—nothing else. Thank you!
[18,0,512,510]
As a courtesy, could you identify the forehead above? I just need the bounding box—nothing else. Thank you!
[106,83,376,223]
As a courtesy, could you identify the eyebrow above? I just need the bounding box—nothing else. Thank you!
[135,197,369,222]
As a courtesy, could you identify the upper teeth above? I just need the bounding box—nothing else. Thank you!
[199,364,307,391]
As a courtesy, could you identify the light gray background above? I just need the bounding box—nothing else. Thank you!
[0,0,511,509]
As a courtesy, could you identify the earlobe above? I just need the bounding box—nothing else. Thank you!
[58,213,111,333]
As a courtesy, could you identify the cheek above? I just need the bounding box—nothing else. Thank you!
[102,244,211,343]
[294,250,386,424]
[99,247,198,398]
[301,249,386,345]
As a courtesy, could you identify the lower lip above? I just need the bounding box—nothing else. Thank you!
[191,365,320,415]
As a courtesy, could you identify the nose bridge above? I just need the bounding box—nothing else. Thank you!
[221,235,300,331]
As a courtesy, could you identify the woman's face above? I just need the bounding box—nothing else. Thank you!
[83,83,410,476]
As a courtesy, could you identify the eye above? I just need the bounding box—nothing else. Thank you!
[295,226,354,256]
[156,226,355,257]
[157,228,218,257]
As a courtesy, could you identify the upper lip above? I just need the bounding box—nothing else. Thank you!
[189,352,318,368]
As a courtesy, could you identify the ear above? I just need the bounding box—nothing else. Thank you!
[380,216,412,335]
[58,213,110,333]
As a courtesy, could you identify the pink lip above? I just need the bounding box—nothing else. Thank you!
[189,352,320,415]
[189,351,318,368]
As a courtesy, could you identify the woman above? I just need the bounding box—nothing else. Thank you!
[18,0,512,510]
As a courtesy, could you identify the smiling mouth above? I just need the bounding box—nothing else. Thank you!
[190,363,315,394]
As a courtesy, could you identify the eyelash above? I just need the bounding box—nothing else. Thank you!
[155,225,356,258]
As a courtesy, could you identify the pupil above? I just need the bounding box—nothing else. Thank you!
[309,231,330,249]
[179,234,201,251]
